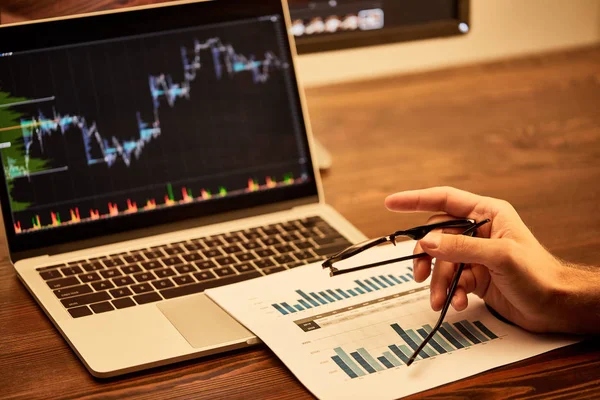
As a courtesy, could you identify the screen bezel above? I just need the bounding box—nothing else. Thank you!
[0,0,320,256]
[293,0,470,54]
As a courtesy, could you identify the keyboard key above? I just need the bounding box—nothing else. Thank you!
[287,261,305,269]
[133,272,156,282]
[113,276,135,286]
[61,266,83,276]
[214,267,236,277]
[37,264,65,272]
[255,249,275,258]
[100,269,122,279]
[274,255,295,265]
[263,266,286,275]
[175,264,197,274]
[47,276,80,290]
[90,302,114,314]
[274,244,294,254]
[254,259,275,269]
[236,252,256,262]
[280,222,300,232]
[294,241,312,249]
[40,270,62,280]
[243,231,262,240]
[293,251,314,260]
[131,283,153,294]
[141,260,162,270]
[202,249,222,258]
[281,233,302,242]
[182,253,203,262]
[68,306,92,318]
[223,234,243,244]
[143,250,163,260]
[260,237,280,247]
[242,241,261,250]
[112,298,136,309]
[80,273,102,283]
[124,254,145,263]
[164,246,185,255]
[222,245,243,254]
[194,271,216,281]
[173,275,194,286]
[262,227,279,236]
[154,268,176,278]
[101,258,124,268]
[54,284,93,299]
[92,280,115,291]
[195,260,217,270]
[234,263,256,274]
[314,244,351,257]
[134,292,162,305]
[204,238,223,248]
[215,256,236,266]
[110,287,133,298]
[183,242,203,252]
[161,271,262,299]
[82,262,104,272]
[61,291,111,308]
[121,264,143,274]
[161,256,183,266]
[152,279,174,290]
[313,236,344,246]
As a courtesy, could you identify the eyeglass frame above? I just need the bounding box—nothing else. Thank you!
[321,217,491,366]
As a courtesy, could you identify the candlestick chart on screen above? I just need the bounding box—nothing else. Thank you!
[0,18,309,235]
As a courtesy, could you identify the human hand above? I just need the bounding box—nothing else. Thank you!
[384,186,584,334]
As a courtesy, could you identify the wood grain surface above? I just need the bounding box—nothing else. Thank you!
[0,6,599,396]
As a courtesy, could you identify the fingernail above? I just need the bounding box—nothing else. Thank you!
[420,232,441,249]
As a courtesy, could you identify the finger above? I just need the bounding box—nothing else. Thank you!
[450,286,468,311]
[425,214,472,235]
[419,232,515,271]
[385,186,484,218]
[430,259,455,311]
[413,241,431,283]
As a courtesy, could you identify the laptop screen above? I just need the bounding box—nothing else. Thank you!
[0,1,318,254]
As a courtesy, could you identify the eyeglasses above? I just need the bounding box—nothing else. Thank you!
[322,218,491,366]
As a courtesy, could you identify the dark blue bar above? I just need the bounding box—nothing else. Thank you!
[354,287,365,294]
[379,275,395,286]
[336,289,350,299]
[297,290,319,307]
[438,326,464,349]
[390,324,429,358]
[417,328,446,354]
[272,304,288,315]
[351,352,376,374]
[454,322,481,344]
[389,345,409,364]
[389,275,402,284]
[371,277,387,288]
[298,299,312,309]
[319,291,335,303]
[327,289,343,301]
[407,273,414,279]
[281,302,296,313]
[364,279,380,291]
[378,356,394,369]
[355,280,372,293]
[474,321,499,339]
[400,275,410,282]
[310,292,328,305]
[348,289,358,296]
[332,355,358,379]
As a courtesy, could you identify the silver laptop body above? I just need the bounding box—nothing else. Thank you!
[0,0,366,377]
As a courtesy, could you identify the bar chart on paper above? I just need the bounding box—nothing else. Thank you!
[206,244,577,400]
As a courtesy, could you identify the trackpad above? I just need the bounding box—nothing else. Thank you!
[158,294,254,349]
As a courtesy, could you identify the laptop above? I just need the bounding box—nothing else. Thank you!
[0,0,367,377]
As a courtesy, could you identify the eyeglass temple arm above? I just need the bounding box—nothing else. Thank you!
[329,252,428,277]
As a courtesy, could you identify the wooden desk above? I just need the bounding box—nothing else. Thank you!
[1,46,600,399]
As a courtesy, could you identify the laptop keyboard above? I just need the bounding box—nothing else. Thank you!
[35,216,352,318]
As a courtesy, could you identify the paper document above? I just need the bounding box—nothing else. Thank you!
[206,240,577,399]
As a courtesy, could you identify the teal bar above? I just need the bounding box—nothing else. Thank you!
[310,292,328,305]
[348,289,358,296]
[298,299,312,309]
[406,329,435,357]
[442,322,471,347]
[294,304,304,311]
[281,302,296,314]
[354,287,365,294]
[364,279,380,291]
[370,277,387,288]
[460,320,489,342]
[379,275,395,286]
[357,348,384,372]
[355,280,372,293]
[327,289,343,301]
[423,324,454,352]
[336,289,350,299]
[400,275,410,282]
[334,347,366,377]
[297,290,319,307]
[399,344,421,361]
[272,303,288,315]
[389,275,402,284]
[407,273,414,279]
[319,291,335,302]
[383,351,401,367]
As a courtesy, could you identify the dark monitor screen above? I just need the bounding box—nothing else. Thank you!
[0,1,317,254]
[289,0,469,53]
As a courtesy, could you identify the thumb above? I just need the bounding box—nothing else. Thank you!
[419,232,513,269]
